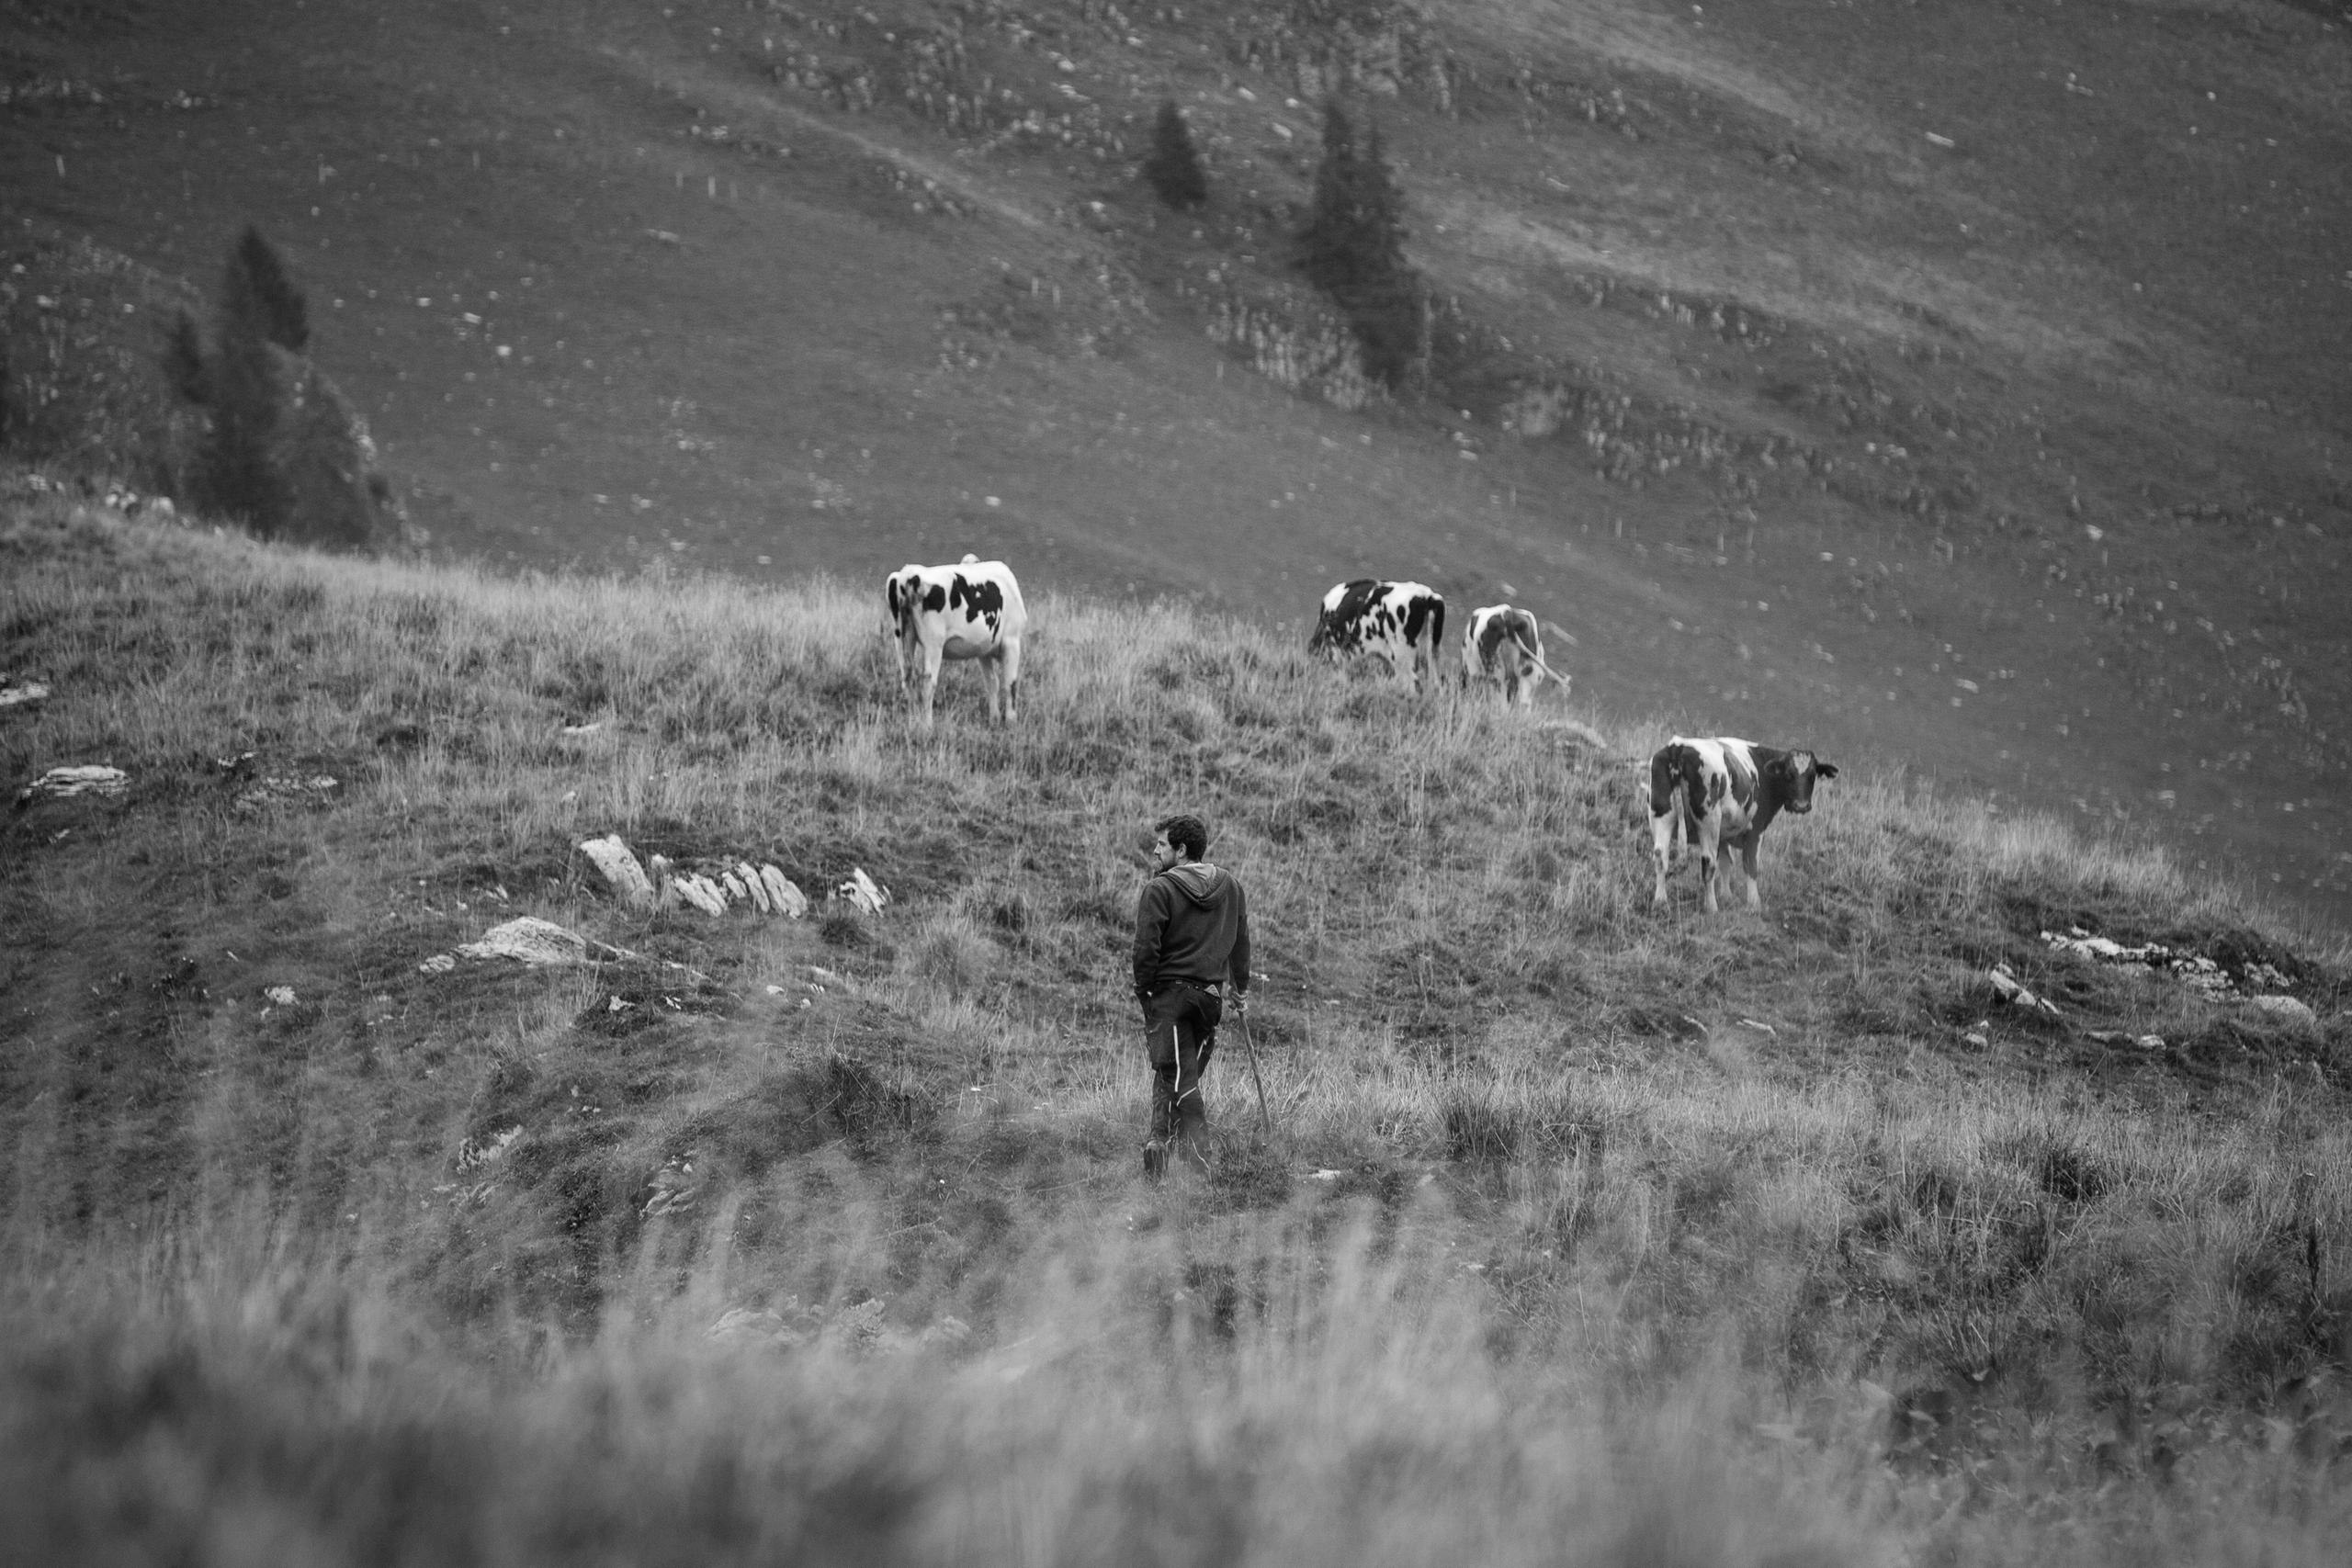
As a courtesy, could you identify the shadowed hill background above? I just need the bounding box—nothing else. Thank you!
[2,0,2349,927]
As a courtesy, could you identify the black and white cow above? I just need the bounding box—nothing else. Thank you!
[884,554,1029,728]
[1648,736,1838,913]
[1462,604,1562,707]
[1307,580,1446,690]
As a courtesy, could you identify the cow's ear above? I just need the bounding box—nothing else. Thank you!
[1815,761,1839,780]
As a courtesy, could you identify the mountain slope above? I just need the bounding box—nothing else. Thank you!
[3,0,2348,926]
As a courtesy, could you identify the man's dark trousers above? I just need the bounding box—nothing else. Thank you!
[1143,981,1223,1150]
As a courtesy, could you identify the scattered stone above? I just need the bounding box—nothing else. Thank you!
[16,764,127,803]
[835,866,891,916]
[1988,964,2062,1019]
[920,1315,973,1348]
[2040,928,2234,997]
[232,774,339,814]
[454,1124,522,1172]
[762,864,808,917]
[605,842,806,919]
[641,1154,700,1218]
[579,833,657,908]
[263,985,297,1007]
[706,1308,797,1348]
[0,677,50,711]
[455,915,636,966]
[2086,1029,2166,1050]
[417,953,457,974]
[2247,994,2319,1030]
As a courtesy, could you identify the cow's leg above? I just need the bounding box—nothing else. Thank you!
[918,640,944,729]
[1736,834,1763,909]
[998,635,1023,724]
[1696,811,1724,915]
[1650,803,1678,908]
[897,627,920,703]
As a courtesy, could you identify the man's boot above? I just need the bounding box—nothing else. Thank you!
[1142,1140,1167,1181]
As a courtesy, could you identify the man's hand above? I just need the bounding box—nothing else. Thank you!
[1227,989,1248,1018]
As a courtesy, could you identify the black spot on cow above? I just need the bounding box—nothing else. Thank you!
[950,573,1005,633]
[1402,593,1441,649]
[921,583,947,614]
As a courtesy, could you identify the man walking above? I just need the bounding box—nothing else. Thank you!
[1132,812,1251,1179]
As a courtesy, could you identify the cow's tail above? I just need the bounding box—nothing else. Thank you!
[1422,597,1446,685]
[1649,747,1690,857]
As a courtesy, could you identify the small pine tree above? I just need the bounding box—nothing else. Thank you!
[1346,117,1420,387]
[163,309,209,405]
[203,231,293,536]
[1142,99,1208,210]
[1299,99,1362,301]
[232,224,309,354]
[1298,100,1421,388]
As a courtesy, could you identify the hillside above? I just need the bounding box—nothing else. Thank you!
[5,490,2351,1561]
[3,0,2350,932]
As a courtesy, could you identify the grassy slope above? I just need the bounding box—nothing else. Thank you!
[3,0,2350,929]
[5,491,2351,1561]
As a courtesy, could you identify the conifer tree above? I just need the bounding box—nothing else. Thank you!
[203,230,295,536]
[233,223,310,353]
[163,309,209,405]
[1299,99,1362,302]
[1298,99,1421,388]
[1141,99,1208,210]
[1347,116,1421,387]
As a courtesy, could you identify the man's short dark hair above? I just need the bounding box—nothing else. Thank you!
[1155,813,1208,862]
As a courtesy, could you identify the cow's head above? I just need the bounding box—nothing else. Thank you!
[1306,613,1340,658]
[1766,750,1838,814]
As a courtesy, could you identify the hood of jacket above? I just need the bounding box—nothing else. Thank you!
[1159,861,1231,908]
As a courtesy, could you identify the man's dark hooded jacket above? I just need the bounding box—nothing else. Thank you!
[1133,861,1250,1000]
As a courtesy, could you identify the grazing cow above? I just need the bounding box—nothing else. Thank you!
[1462,604,1562,707]
[1307,580,1446,689]
[1648,736,1839,913]
[886,554,1029,728]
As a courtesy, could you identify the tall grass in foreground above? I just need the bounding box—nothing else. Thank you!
[6,489,2350,1562]
[6,1170,2350,1567]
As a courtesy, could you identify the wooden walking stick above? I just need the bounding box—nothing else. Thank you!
[1227,986,1275,1144]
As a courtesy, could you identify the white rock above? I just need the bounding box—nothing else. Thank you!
[580,835,656,908]
[707,1307,787,1345]
[0,679,51,710]
[457,915,635,966]
[736,861,771,913]
[2247,994,2319,1029]
[762,865,808,918]
[836,866,890,916]
[721,870,750,905]
[678,874,728,916]
[16,764,127,803]
[419,953,458,974]
[264,986,297,1007]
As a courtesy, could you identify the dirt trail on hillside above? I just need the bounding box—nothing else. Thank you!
[598,45,1054,239]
